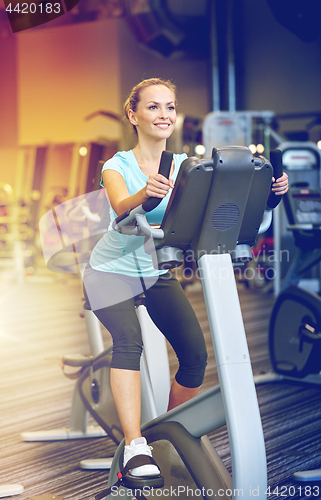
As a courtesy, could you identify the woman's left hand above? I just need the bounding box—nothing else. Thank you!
[271,172,289,196]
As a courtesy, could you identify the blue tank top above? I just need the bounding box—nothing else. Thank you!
[89,150,187,277]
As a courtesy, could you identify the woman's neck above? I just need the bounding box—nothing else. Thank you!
[132,139,167,174]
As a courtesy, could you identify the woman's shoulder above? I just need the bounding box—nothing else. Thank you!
[104,150,133,166]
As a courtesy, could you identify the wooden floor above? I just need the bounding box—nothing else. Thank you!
[1,263,321,500]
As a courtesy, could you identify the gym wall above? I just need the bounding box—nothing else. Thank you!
[0,14,209,198]
[16,19,122,145]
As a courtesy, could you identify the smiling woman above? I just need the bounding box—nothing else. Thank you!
[82,77,208,483]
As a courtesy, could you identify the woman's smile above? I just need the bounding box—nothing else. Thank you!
[154,122,171,129]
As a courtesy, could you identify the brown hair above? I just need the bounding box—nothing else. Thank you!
[124,78,177,134]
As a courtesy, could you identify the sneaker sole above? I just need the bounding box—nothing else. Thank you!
[122,474,164,490]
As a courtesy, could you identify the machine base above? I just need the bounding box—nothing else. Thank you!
[21,425,106,441]
[0,485,24,498]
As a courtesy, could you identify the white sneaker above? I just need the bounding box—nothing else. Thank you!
[123,437,160,477]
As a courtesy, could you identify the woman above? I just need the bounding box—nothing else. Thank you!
[83,77,288,479]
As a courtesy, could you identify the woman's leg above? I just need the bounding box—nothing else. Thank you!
[93,300,144,446]
[83,269,144,445]
[145,272,207,410]
[110,368,142,445]
[167,378,200,411]
[83,269,161,476]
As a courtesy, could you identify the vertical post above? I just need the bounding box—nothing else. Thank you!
[69,143,82,199]
[209,0,220,111]
[78,142,91,196]
[83,308,104,357]
[214,0,229,111]
[264,124,271,163]
[273,204,282,296]
[227,0,236,112]
[198,253,267,499]
[209,0,236,112]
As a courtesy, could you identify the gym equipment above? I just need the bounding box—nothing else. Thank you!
[266,181,321,384]
[281,182,321,289]
[24,181,171,470]
[202,110,277,156]
[22,194,110,442]
[269,286,321,380]
[272,141,321,295]
[77,146,280,499]
[256,177,321,482]
[0,485,24,498]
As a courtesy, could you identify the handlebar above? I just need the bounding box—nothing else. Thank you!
[112,148,275,244]
[266,149,283,209]
[258,209,273,234]
[142,150,173,212]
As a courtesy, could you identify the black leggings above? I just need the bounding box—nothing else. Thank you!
[83,267,207,388]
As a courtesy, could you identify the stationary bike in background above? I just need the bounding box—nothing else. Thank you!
[254,145,321,483]
[21,190,111,445]
[263,182,321,483]
[258,143,321,384]
[24,181,171,470]
[242,143,321,292]
[268,182,321,383]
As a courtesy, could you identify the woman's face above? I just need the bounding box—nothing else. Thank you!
[129,85,177,140]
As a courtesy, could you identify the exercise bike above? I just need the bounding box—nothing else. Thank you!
[24,186,171,470]
[256,182,321,385]
[74,146,282,500]
[256,182,321,483]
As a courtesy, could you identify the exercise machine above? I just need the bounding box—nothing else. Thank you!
[254,165,321,482]
[23,186,171,470]
[263,182,321,483]
[256,151,321,386]
[252,142,321,384]
[22,193,110,442]
[265,183,321,383]
[272,141,321,296]
[76,146,280,499]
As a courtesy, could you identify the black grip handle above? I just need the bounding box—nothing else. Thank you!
[270,149,283,180]
[267,149,283,209]
[142,150,173,212]
[114,150,173,227]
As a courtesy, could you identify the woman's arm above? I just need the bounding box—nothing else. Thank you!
[103,170,174,216]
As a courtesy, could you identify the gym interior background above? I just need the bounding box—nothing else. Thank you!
[1,0,321,499]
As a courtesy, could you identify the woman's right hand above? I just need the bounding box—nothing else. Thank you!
[145,174,174,199]
[103,170,174,216]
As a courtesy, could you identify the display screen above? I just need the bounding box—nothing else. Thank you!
[283,149,319,170]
